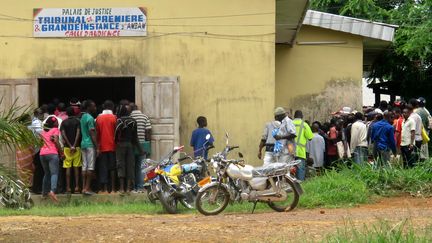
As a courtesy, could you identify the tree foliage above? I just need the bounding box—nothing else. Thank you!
[310,0,432,103]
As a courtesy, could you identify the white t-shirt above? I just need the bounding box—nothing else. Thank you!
[401,118,416,146]
[409,113,423,141]
[350,120,368,149]
[261,121,281,145]
[306,133,325,167]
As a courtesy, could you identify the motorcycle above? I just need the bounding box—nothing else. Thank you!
[178,134,215,197]
[195,134,303,216]
[143,146,198,214]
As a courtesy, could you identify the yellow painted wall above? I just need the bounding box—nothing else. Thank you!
[0,0,275,165]
[276,25,363,122]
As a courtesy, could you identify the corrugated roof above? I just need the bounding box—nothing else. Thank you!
[303,10,397,42]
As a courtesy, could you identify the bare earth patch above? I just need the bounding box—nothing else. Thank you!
[0,196,431,242]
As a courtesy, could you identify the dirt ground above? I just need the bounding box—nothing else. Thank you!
[0,196,431,242]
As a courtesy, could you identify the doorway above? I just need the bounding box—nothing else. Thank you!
[38,77,135,106]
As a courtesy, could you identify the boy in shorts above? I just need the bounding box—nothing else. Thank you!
[60,107,82,193]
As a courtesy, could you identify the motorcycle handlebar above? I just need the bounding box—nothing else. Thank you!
[178,156,192,162]
[228,146,239,152]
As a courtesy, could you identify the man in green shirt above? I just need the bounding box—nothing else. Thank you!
[80,100,98,195]
[293,110,314,181]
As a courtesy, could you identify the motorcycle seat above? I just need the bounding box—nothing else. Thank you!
[252,162,289,176]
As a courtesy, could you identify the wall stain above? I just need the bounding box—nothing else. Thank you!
[289,79,362,122]
[28,49,146,77]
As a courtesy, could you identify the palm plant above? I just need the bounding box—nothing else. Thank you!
[0,98,43,176]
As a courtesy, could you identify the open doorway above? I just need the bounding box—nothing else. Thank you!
[38,77,135,106]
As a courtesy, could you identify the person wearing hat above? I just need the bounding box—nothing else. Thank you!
[272,107,297,164]
[257,108,285,165]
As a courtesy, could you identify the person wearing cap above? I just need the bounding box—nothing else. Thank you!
[258,108,284,165]
[415,97,430,160]
[273,107,297,164]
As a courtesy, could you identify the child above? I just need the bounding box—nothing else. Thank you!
[190,116,214,159]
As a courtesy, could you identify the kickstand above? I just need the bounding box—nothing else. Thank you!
[251,201,258,214]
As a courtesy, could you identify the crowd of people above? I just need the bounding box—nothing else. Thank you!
[16,96,431,202]
[18,98,152,202]
[259,98,432,181]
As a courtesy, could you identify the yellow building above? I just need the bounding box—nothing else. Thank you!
[0,1,395,167]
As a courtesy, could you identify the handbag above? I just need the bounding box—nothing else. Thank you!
[336,141,351,159]
[421,126,430,144]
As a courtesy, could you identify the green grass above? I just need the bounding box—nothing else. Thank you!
[324,219,432,243]
[1,161,431,216]
[299,169,371,208]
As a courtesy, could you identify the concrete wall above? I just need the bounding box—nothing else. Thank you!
[0,0,275,165]
[276,25,363,122]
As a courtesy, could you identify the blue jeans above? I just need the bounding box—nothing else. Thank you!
[295,158,306,181]
[353,146,368,164]
[40,154,59,194]
[135,155,146,190]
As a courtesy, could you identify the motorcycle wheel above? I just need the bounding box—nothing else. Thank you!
[156,182,178,214]
[196,184,230,216]
[267,175,299,212]
[179,190,196,209]
[146,187,157,204]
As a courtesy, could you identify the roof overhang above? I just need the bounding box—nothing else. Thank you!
[303,10,398,72]
[276,0,309,45]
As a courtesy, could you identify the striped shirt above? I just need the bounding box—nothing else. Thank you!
[130,110,152,142]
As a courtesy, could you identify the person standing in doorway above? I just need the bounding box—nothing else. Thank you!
[350,112,368,164]
[96,100,117,194]
[292,110,313,181]
[258,109,284,165]
[40,117,62,202]
[80,100,98,195]
[29,108,44,193]
[190,116,214,159]
[60,107,82,194]
[56,103,68,121]
[115,105,143,194]
[130,103,152,193]
[306,123,325,172]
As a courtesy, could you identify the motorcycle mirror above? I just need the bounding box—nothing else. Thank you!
[205,134,211,140]
[238,152,244,158]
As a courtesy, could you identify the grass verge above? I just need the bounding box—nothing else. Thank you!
[0,161,431,216]
[324,219,432,243]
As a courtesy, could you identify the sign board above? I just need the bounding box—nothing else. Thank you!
[33,8,147,38]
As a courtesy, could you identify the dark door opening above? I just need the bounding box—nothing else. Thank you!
[38,77,135,107]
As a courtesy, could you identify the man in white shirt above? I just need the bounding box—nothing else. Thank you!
[306,123,325,169]
[400,107,416,167]
[350,112,368,164]
[258,117,281,166]
[273,107,296,163]
[406,103,423,164]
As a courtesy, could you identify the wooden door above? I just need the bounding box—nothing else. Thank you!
[0,79,38,169]
[135,76,180,160]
